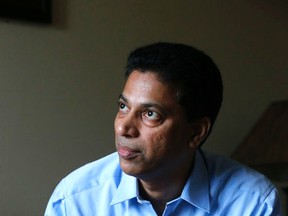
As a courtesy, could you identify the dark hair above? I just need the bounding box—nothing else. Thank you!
[125,42,223,130]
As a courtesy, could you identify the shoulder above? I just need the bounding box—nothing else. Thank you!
[51,152,121,201]
[65,152,121,183]
[202,151,281,214]
[203,151,277,202]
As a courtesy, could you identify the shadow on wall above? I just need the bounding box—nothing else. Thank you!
[0,0,67,29]
[249,0,288,25]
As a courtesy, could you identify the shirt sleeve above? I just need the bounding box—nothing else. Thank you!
[44,198,66,216]
[44,181,66,216]
[254,187,282,216]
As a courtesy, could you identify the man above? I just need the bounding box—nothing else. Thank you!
[45,42,281,215]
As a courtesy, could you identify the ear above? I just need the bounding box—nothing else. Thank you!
[188,117,211,149]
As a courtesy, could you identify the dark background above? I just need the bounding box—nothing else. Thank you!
[0,0,51,23]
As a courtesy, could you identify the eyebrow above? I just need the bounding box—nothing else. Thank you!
[118,94,169,113]
[118,94,128,103]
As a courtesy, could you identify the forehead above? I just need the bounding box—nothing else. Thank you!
[123,70,179,102]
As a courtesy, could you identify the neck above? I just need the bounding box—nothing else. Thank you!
[138,156,195,215]
[139,179,184,215]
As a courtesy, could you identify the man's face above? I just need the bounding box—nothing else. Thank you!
[114,70,196,180]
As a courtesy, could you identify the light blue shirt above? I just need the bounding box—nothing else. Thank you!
[45,150,282,215]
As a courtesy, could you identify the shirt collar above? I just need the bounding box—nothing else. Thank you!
[110,150,211,213]
[181,149,211,213]
[110,171,138,205]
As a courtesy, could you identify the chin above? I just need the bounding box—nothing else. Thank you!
[119,159,143,177]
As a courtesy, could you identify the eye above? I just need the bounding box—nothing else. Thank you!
[143,110,161,121]
[118,102,129,113]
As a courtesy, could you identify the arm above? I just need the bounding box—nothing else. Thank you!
[254,187,282,216]
[44,198,66,216]
[44,181,66,216]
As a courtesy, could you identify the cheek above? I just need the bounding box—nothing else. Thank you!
[150,125,190,151]
[145,128,171,154]
[150,132,164,144]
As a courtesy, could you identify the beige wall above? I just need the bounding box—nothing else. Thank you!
[0,1,287,215]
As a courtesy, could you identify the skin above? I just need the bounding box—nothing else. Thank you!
[114,70,210,215]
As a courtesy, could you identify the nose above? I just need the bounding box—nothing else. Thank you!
[114,113,140,138]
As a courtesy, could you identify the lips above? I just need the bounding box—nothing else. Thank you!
[117,145,141,159]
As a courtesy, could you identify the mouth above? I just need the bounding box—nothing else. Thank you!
[117,145,141,159]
